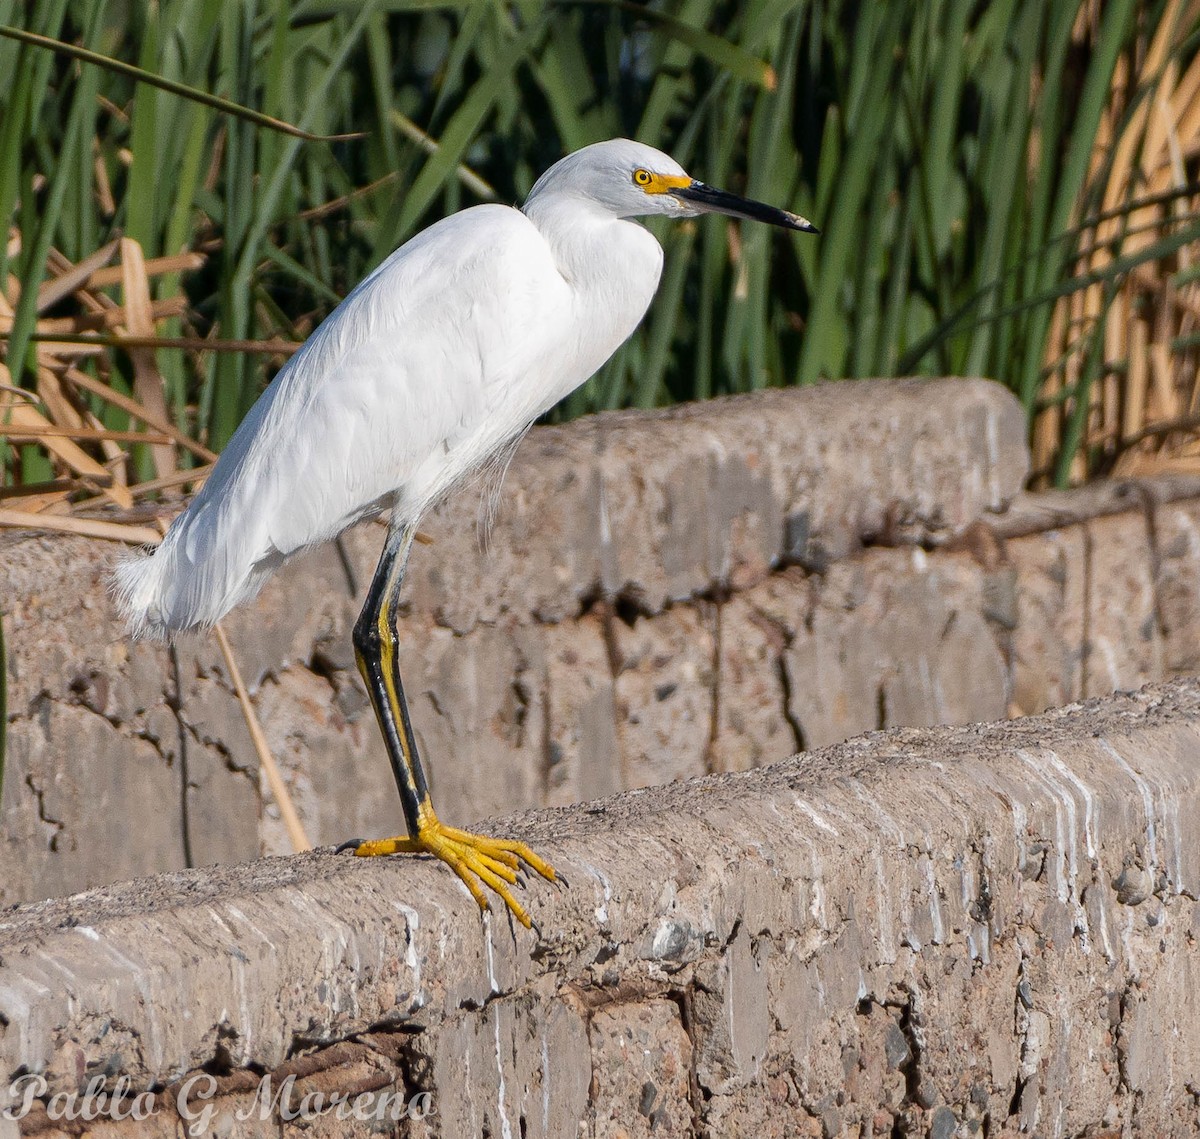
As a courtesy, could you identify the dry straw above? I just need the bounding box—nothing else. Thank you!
[1035,0,1200,484]
[0,238,310,851]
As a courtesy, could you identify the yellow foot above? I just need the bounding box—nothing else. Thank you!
[351,820,556,929]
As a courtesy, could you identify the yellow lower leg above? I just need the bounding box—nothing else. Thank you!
[351,521,556,930]
[353,802,556,929]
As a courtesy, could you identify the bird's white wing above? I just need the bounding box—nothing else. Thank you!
[245,203,578,552]
[117,204,582,634]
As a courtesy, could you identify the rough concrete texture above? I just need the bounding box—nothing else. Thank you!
[395,376,1029,627]
[1,680,1198,1137]
[3,379,1200,910]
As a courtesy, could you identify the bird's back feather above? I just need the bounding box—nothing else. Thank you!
[115,199,662,638]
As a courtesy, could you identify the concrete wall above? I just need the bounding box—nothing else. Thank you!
[1,680,1198,1137]
[3,378,1200,908]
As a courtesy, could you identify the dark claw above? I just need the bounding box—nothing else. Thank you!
[527,914,543,939]
[335,839,364,855]
[553,870,570,891]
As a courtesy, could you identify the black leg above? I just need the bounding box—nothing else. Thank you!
[351,520,429,834]
[344,516,558,930]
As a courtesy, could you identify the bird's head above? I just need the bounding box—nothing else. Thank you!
[524,138,818,234]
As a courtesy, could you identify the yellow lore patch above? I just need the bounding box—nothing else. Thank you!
[633,169,691,194]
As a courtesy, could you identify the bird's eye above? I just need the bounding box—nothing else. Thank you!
[633,169,653,187]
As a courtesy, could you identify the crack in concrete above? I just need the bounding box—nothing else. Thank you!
[777,652,809,755]
[1081,521,1094,698]
[169,645,194,870]
[702,597,721,777]
[594,598,632,792]
[1132,483,1169,646]
[177,719,256,782]
[670,984,705,1134]
[1114,975,1142,1132]
[47,684,141,739]
[23,771,64,851]
[537,655,556,804]
[745,594,809,755]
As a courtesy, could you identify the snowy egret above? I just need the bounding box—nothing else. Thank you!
[115,138,817,929]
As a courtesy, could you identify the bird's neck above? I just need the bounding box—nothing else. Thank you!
[520,193,664,405]
[522,194,660,290]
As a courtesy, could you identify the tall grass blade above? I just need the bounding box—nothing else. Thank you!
[3,2,1196,496]
[0,23,363,141]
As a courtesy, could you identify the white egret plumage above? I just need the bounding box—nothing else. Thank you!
[115,138,817,928]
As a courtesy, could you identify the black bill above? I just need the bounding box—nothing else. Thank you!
[669,181,819,234]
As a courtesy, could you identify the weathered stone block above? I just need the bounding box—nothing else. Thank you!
[784,549,1008,749]
[613,604,716,788]
[1008,527,1087,715]
[410,983,591,1139]
[711,592,798,773]
[182,732,261,870]
[0,702,183,903]
[1154,499,1200,675]
[874,551,1008,731]
[406,622,543,824]
[590,999,693,1137]
[692,925,769,1095]
[769,378,1029,569]
[782,558,884,750]
[255,665,393,855]
[519,616,621,808]
[1085,512,1163,697]
[591,409,780,612]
